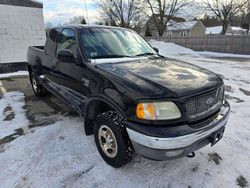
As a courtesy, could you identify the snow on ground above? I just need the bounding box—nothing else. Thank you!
[150,40,250,59]
[0,71,29,79]
[0,91,29,139]
[0,42,250,188]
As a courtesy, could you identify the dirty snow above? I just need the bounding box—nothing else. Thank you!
[0,41,250,188]
[0,91,29,139]
[0,71,29,79]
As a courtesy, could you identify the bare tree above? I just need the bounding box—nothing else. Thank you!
[95,0,143,28]
[144,0,191,36]
[66,16,86,25]
[81,18,87,24]
[206,0,248,35]
[241,12,250,34]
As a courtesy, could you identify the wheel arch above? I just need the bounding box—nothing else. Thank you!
[83,95,125,135]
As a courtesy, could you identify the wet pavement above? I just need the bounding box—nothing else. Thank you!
[0,76,77,145]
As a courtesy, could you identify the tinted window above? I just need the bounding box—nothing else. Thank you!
[57,29,77,57]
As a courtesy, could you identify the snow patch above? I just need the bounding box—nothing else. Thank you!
[149,40,250,59]
[0,71,29,79]
[149,40,200,58]
[0,91,29,139]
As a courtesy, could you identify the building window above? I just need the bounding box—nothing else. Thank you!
[166,31,172,37]
[180,31,187,37]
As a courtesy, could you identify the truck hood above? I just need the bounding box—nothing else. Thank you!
[97,58,223,98]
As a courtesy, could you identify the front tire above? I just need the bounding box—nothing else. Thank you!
[30,73,47,97]
[94,111,133,168]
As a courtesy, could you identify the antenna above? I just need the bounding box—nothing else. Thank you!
[83,0,89,24]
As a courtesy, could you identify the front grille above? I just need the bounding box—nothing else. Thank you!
[185,87,224,121]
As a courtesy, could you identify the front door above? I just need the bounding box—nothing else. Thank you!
[51,28,89,112]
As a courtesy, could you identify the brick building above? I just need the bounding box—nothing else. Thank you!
[0,0,46,69]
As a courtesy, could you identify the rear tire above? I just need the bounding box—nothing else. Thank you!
[30,73,47,97]
[94,111,133,168]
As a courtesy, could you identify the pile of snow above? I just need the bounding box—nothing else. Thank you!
[149,40,250,59]
[149,40,200,57]
[0,71,28,79]
[0,91,29,139]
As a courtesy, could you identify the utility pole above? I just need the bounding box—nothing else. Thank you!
[248,0,250,34]
[83,0,89,24]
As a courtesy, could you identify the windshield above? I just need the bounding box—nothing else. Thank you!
[80,27,157,59]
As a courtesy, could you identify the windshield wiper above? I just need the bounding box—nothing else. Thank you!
[135,52,157,57]
[92,55,132,59]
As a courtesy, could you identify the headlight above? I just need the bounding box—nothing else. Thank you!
[136,101,181,120]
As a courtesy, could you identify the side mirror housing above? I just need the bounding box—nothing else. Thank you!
[153,47,159,53]
[56,49,75,63]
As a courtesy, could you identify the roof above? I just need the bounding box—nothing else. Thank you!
[201,18,221,27]
[150,14,186,23]
[167,21,200,31]
[0,0,43,8]
[205,26,223,34]
[231,26,246,32]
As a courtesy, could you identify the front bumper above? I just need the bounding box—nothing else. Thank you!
[126,100,230,160]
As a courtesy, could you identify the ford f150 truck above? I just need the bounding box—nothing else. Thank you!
[27,25,230,168]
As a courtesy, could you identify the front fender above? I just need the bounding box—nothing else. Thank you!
[83,94,126,135]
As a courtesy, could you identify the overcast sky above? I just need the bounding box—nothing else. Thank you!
[37,0,98,25]
[37,0,205,26]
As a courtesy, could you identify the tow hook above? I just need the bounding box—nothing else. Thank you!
[186,152,195,158]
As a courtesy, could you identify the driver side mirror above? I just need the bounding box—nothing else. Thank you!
[153,47,159,53]
[56,49,75,63]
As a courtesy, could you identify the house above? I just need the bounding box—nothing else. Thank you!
[205,26,233,35]
[0,0,46,69]
[231,26,248,35]
[164,20,205,37]
[141,15,205,37]
[141,14,185,37]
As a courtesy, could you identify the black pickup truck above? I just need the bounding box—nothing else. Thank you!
[27,25,230,168]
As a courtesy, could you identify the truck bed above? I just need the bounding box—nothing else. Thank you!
[32,46,44,50]
[27,46,45,67]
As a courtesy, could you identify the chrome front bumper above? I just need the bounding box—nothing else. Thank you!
[126,101,230,159]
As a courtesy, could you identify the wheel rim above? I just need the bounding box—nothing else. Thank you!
[98,125,118,158]
[32,77,38,93]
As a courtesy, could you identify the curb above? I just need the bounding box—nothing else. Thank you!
[0,62,27,74]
